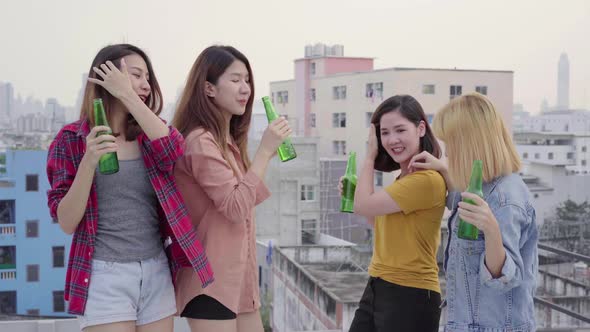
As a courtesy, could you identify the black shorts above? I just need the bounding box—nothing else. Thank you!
[349,277,441,332]
[180,295,237,320]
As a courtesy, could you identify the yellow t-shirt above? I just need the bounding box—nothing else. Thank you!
[368,170,446,293]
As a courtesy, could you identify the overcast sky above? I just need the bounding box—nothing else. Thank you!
[1,0,589,114]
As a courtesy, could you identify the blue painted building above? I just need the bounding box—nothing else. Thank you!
[0,149,72,317]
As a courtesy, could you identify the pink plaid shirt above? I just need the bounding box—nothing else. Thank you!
[46,119,213,315]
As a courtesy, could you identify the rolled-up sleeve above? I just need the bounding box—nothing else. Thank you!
[187,133,269,223]
[46,134,76,223]
[144,126,184,173]
[479,204,526,291]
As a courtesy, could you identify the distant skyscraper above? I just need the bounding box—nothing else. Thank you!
[557,53,570,109]
[0,82,14,125]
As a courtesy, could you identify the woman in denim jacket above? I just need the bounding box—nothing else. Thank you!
[410,93,538,331]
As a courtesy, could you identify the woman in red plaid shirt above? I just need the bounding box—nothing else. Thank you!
[46,44,213,332]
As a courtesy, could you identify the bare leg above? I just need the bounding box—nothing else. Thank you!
[137,316,174,332]
[236,310,263,332]
[186,317,237,332]
[83,321,135,332]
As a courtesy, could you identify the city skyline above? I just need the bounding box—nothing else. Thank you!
[1,0,589,116]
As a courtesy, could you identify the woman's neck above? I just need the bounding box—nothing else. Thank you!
[223,112,233,142]
[109,104,128,139]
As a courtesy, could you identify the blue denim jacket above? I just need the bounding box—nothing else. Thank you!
[443,173,538,332]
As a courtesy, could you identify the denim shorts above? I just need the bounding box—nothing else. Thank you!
[78,250,176,329]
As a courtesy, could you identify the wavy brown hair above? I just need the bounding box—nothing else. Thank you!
[172,45,254,169]
[371,95,441,172]
[80,44,163,141]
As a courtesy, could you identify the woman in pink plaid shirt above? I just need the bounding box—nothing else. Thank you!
[46,44,213,332]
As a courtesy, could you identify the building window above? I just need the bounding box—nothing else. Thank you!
[300,185,315,201]
[301,219,317,244]
[332,140,346,155]
[374,171,383,187]
[310,88,316,102]
[366,112,373,127]
[26,174,39,192]
[310,113,316,128]
[567,152,574,159]
[332,85,347,100]
[450,85,462,99]
[52,246,65,268]
[548,152,554,160]
[310,62,316,75]
[0,246,16,269]
[422,84,435,94]
[582,146,587,152]
[277,91,289,104]
[26,309,40,316]
[475,86,488,95]
[332,113,346,128]
[366,82,383,100]
[53,291,65,312]
[534,153,540,159]
[271,92,275,104]
[27,264,39,282]
[583,160,587,166]
[523,152,528,159]
[0,291,16,314]
[0,200,15,224]
[26,220,38,238]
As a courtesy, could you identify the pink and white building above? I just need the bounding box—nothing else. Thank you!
[270,43,514,163]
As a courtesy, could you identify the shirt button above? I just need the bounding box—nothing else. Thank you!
[84,278,88,283]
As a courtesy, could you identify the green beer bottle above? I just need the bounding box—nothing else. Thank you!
[457,160,483,240]
[93,98,119,175]
[340,152,357,213]
[262,96,297,162]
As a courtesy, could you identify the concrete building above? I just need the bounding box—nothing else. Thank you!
[252,135,322,246]
[0,150,72,317]
[514,110,590,224]
[270,245,369,331]
[16,113,52,134]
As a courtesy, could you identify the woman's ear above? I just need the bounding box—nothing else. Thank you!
[418,120,426,137]
[205,81,216,98]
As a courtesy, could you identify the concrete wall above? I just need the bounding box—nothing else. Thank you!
[253,137,321,246]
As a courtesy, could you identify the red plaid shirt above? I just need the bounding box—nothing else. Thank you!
[46,119,214,315]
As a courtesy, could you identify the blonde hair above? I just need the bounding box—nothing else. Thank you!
[433,93,521,190]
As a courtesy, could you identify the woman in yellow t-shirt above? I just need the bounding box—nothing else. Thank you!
[343,95,447,332]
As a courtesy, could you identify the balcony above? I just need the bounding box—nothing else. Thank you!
[0,224,16,241]
[0,269,16,280]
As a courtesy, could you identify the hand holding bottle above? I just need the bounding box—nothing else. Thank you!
[259,117,292,160]
[337,176,345,196]
[82,126,118,169]
[457,192,500,236]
